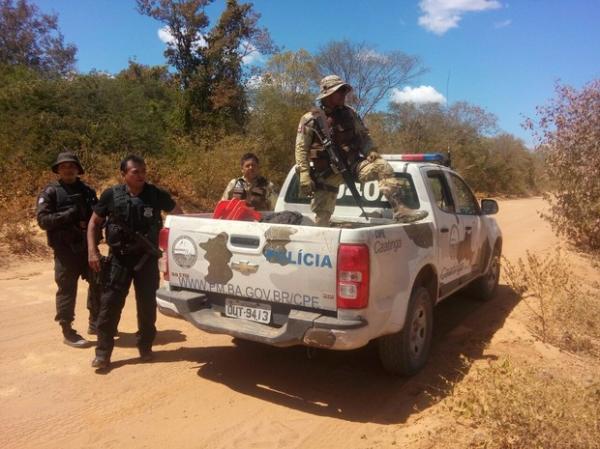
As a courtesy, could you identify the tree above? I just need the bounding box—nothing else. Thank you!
[371,100,544,194]
[0,0,76,76]
[259,49,320,101]
[248,50,318,182]
[136,0,211,90]
[198,0,275,128]
[315,40,426,117]
[137,0,275,133]
[526,80,600,251]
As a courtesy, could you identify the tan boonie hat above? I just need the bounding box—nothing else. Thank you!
[51,152,84,174]
[316,75,352,101]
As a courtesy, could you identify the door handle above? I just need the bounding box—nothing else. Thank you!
[230,235,260,248]
[440,227,449,233]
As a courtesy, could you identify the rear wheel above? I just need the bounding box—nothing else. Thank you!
[470,244,501,301]
[378,286,433,376]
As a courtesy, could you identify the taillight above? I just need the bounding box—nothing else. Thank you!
[337,244,369,309]
[158,227,169,281]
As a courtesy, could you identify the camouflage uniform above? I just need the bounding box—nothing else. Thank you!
[221,176,278,210]
[295,75,427,226]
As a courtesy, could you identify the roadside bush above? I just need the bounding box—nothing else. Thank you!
[525,80,600,252]
[148,134,269,212]
[504,249,600,357]
[0,154,52,256]
[440,357,600,449]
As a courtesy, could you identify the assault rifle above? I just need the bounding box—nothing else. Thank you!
[306,121,369,219]
[109,217,163,271]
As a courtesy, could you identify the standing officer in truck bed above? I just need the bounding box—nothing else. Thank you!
[295,75,428,226]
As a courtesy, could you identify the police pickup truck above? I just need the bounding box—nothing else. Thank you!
[156,154,502,375]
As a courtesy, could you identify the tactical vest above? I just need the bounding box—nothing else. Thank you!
[310,106,363,169]
[47,180,95,251]
[231,177,270,210]
[105,184,162,253]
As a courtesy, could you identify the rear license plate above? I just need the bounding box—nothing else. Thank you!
[225,299,271,324]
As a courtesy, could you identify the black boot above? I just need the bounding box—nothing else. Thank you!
[61,322,92,348]
[91,356,110,370]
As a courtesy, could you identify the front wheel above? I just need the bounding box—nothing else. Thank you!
[378,286,433,376]
[469,244,501,301]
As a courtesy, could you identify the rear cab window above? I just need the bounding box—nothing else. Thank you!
[284,173,421,210]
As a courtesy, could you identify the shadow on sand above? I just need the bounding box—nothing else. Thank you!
[103,285,519,423]
[112,328,187,348]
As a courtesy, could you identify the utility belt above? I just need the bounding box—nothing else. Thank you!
[107,239,146,257]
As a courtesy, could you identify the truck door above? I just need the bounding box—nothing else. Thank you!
[424,169,463,297]
[445,172,484,288]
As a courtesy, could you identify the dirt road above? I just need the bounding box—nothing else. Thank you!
[0,198,588,449]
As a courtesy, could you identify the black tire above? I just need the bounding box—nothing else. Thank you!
[378,286,433,376]
[469,244,501,301]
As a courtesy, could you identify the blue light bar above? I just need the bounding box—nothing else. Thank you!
[386,153,450,166]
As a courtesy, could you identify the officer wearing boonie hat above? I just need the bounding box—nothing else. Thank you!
[294,75,428,225]
[315,75,351,101]
[37,152,101,348]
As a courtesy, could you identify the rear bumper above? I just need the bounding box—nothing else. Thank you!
[156,287,370,350]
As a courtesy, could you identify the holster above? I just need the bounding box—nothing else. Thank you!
[106,256,130,292]
[87,255,110,288]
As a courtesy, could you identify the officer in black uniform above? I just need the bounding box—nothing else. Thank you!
[36,152,101,348]
[87,154,182,370]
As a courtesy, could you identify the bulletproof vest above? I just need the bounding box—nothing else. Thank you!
[311,106,362,167]
[231,177,270,210]
[328,106,359,151]
[52,180,96,220]
[105,184,162,252]
[47,181,95,251]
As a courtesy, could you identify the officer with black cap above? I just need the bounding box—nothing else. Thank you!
[36,152,101,348]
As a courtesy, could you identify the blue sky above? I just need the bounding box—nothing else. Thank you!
[34,0,600,146]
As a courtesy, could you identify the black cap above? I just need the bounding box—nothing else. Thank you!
[51,152,84,174]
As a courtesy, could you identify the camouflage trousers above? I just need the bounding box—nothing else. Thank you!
[310,156,411,226]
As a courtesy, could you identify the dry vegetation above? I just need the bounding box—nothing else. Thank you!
[439,356,600,449]
[504,249,600,356]
[429,250,600,449]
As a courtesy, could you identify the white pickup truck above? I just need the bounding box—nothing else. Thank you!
[156,154,502,375]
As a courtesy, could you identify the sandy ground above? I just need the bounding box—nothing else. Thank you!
[1,197,597,449]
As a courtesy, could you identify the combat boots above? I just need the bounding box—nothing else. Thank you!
[380,182,429,223]
[91,356,110,370]
[60,322,92,348]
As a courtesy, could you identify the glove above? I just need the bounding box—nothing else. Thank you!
[299,171,315,197]
[366,151,381,163]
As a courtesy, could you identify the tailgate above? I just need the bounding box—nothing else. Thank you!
[166,216,341,311]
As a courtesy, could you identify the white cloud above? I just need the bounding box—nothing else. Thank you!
[157,26,207,49]
[246,74,263,89]
[390,85,446,105]
[494,19,512,28]
[240,40,263,65]
[418,0,502,35]
[158,26,175,44]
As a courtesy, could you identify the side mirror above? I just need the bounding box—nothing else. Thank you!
[481,199,499,215]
